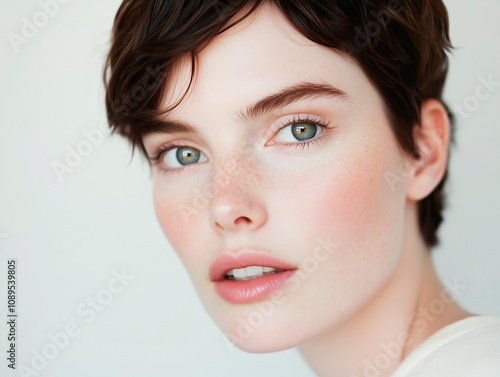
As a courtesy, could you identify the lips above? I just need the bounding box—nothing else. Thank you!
[210,250,297,304]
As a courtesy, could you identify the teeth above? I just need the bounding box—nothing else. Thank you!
[225,266,278,280]
[234,266,262,279]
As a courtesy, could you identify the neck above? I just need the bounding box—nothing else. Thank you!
[298,203,472,377]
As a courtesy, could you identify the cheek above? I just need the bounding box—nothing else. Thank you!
[323,153,402,248]
[154,187,183,248]
[269,136,406,296]
[153,180,207,264]
[275,140,403,238]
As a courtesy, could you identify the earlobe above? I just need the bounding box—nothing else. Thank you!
[407,99,450,201]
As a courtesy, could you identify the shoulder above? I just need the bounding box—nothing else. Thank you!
[392,316,500,377]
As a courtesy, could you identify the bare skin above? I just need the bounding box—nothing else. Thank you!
[299,201,472,376]
[142,5,472,376]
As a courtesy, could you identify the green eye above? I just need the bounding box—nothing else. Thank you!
[162,146,207,169]
[291,123,318,141]
[176,147,202,165]
[274,121,321,143]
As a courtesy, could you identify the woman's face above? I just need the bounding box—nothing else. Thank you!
[143,5,411,352]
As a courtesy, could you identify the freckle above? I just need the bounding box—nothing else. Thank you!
[212,147,267,193]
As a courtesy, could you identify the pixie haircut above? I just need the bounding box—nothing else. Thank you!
[104,0,454,247]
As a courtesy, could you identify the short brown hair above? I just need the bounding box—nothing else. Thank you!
[104,0,454,246]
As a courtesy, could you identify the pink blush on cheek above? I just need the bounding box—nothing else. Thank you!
[269,135,403,255]
[153,186,199,256]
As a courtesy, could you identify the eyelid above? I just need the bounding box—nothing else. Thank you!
[266,113,331,145]
[148,140,206,166]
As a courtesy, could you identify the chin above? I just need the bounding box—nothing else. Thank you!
[198,286,335,354]
[221,317,308,353]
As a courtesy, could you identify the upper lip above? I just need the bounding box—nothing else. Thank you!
[209,249,297,281]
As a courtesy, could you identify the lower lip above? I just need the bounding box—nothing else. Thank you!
[213,270,297,304]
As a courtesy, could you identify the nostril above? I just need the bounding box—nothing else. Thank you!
[214,216,252,232]
[234,216,252,226]
[210,193,267,232]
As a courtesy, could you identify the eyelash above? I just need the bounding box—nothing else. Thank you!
[270,115,333,150]
[151,141,185,165]
[150,115,333,170]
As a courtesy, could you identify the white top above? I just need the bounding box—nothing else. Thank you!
[391,315,500,377]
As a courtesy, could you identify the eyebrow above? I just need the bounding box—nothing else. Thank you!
[238,82,348,122]
[145,82,347,136]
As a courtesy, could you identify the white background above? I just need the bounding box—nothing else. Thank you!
[0,0,499,376]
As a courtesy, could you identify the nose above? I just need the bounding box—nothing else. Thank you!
[209,151,268,233]
[211,196,268,232]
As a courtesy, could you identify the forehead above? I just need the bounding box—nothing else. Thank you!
[161,4,369,119]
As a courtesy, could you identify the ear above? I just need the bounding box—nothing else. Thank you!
[406,99,450,201]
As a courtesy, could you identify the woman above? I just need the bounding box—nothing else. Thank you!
[104,1,500,376]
